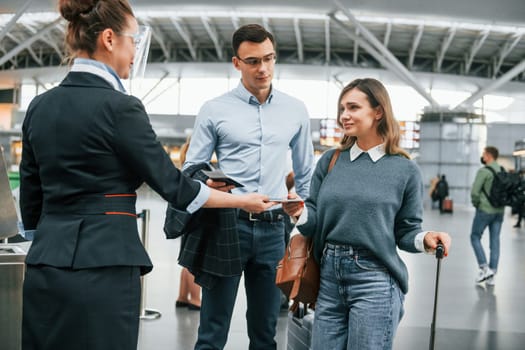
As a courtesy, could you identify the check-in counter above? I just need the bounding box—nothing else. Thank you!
[1,147,26,350]
[0,243,27,350]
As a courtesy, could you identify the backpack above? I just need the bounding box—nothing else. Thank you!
[482,166,525,208]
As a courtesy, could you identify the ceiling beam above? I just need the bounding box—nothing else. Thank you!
[6,32,43,66]
[454,58,525,111]
[170,17,197,61]
[144,75,180,107]
[231,15,240,31]
[408,24,424,69]
[0,18,61,67]
[330,16,416,87]
[0,46,17,67]
[141,70,170,102]
[262,17,274,35]
[333,0,439,108]
[42,34,65,62]
[383,21,392,48]
[293,18,304,63]
[465,29,489,74]
[332,74,345,89]
[324,17,331,64]
[201,16,224,61]
[0,0,34,43]
[142,18,171,62]
[436,26,456,72]
[493,32,522,77]
[32,77,49,92]
[353,28,360,64]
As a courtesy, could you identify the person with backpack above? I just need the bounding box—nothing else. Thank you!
[436,174,450,213]
[513,170,525,228]
[470,146,505,286]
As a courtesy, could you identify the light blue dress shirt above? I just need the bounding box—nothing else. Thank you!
[184,81,314,200]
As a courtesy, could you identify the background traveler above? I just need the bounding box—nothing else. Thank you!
[470,146,505,286]
[435,174,450,213]
[512,170,525,228]
[184,23,314,350]
[283,78,451,350]
[514,200,524,228]
[175,136,201,310]
[19,2,272,349]
[429,173,440,209]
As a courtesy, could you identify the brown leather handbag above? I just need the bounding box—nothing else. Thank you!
[275,149,340,312]
[275,234,319,312]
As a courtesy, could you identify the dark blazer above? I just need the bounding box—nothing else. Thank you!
[20,72,201,275]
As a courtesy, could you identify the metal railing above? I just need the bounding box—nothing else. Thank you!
[137,209,161,320]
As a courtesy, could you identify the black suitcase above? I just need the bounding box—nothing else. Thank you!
[287,304,314,350]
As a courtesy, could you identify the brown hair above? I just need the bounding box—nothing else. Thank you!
[484,146,499,160]
[179,136,191,167]
[336,78,410,159]
[58,0,134,60]
[232,24,275,56]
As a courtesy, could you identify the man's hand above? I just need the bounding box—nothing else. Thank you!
[206,179,236,193]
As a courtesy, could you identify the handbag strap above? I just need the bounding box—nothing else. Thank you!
[288,149,341,313]
[328,148,341,173]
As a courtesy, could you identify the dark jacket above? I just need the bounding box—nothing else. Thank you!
[20,72,201,275]
[177,163,242,289]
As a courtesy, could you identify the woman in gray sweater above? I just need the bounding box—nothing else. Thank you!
[284,78,451,350]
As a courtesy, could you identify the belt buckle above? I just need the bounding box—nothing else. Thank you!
[248,212,260,221]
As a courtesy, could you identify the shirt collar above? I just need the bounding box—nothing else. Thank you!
[70,58,127,93]
[234,80,274,105]
[349,143,386,162]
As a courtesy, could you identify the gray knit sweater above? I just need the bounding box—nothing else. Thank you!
[297,148,424,294]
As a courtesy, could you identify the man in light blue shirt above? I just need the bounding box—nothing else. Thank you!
[185,24,314,350]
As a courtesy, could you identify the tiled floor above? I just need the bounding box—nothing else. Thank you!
[136,186,525,349]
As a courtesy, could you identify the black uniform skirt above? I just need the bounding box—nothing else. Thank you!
[22,265,141,350]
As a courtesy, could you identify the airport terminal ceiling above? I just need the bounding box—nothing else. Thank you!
[0,0,524,113]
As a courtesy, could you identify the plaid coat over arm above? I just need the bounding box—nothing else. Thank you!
[177,163,242,289]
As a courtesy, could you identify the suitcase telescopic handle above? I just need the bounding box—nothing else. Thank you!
[430,242,445,350]
[435,243,444,259]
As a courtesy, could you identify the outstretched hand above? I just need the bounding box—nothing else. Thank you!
[240,193,276,213]
[424,231,451,257]
[282,194,304,219]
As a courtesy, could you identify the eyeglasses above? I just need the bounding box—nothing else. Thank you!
[119,31,141,46]
[236,53,276,66]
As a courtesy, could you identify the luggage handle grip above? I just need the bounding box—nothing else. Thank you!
[435,243,444,259]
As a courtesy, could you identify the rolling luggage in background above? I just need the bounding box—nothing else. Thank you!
[287,304,314,350]
[442,197,453,213]
[429,244,445,350]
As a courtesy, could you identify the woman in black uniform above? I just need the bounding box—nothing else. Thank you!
[19,1,273,349]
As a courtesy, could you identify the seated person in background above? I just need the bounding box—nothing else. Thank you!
[176,137,201,310]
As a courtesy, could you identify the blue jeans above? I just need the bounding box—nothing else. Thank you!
[470,209,504,271]
[195,219,285,350]
[312,243,405,350]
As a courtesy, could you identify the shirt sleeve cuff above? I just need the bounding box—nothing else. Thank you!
[296,206,309,226]
[415,231,430,253]
[185,181,210,214]
[18,221,35,241]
